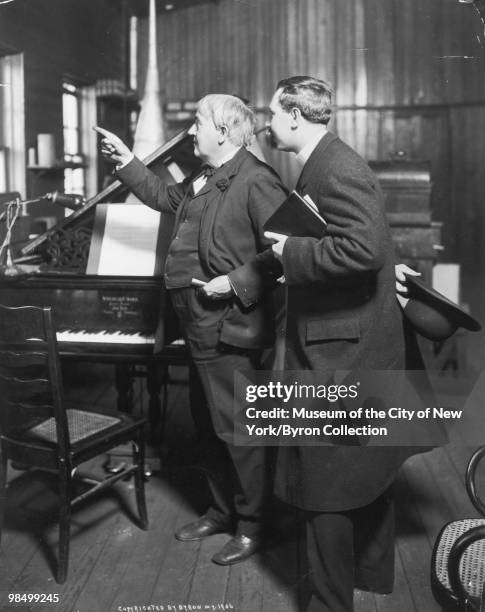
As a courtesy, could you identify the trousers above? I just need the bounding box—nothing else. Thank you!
[170,288,268,536]
[306,488,395,612]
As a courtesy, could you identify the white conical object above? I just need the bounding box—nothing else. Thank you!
[132,0,165,159]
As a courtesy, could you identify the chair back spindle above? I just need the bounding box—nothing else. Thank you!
[0,305,71,461]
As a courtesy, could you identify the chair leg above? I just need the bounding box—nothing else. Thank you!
[57,465,72,584]
[133,433,148,530]
[0,449,8,543]
[146,362,163,437]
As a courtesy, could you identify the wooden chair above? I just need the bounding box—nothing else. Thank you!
[0,304,148,583]
[431,447,485,610]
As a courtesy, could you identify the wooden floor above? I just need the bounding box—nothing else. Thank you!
[0,361,482,612]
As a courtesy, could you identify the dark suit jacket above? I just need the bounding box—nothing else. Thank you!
[274,132,412,512]
[117,147,287,350]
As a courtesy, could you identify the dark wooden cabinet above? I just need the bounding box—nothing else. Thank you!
[370,159,442,285]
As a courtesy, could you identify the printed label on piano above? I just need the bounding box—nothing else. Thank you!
[102,294,140,318]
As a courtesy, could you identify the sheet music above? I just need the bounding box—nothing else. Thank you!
[87,203,161,276]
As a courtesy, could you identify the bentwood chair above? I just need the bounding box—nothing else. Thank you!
[0,304,148,583]
[431,447,485,610]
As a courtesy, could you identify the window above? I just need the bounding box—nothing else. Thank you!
[0,51,25,199]
[62,81,85,198]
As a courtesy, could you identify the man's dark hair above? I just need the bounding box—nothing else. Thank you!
[276,76,333,125]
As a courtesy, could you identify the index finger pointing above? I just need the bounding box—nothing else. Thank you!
[93,126,121,144]
[264,231,286,241]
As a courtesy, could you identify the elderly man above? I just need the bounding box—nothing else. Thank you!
[97,94,286,565]
[265,76,417,612]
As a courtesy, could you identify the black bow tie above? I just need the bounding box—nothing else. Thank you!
[202,165,216,178]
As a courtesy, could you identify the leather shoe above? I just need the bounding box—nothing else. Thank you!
[175,517,230,542]
[211,534,261,565]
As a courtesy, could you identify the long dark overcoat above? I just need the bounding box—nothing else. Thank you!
[274,132,414,512]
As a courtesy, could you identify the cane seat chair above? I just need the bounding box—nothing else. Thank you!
[431,447,485,610]
[0,304,148,583]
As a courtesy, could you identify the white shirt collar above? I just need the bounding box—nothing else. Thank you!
[213,146,241,168]
[296,131,327,166]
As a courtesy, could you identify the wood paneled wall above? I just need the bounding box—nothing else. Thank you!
[136,0,485,313]
[140,0,485,104]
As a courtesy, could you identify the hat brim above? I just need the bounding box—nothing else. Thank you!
[403,276,482,341]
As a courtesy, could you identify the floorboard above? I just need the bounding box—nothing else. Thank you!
[394,471,439,612]
[260,533,302,612]
[0,362,480,612]
[109,478,189,608]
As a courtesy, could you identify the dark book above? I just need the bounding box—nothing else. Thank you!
[263,190,327,239]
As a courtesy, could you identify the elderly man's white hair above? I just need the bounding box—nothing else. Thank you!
[197,94,255,148]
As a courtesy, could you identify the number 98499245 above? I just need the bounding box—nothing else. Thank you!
[8,593,60,604]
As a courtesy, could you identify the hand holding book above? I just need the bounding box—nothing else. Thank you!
[264,230,288,260]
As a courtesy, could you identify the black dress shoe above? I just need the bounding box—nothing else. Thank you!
[211,534,261,565]
[175,517,230,542]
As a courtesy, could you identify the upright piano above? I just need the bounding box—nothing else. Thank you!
[0,129,201,429]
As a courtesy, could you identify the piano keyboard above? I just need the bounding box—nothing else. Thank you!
[54,331,186,347]
[56,330,155,344]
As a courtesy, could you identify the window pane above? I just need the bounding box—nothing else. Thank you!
[63,127,78,155]
[62,93,78,128]
[62,81,85,197]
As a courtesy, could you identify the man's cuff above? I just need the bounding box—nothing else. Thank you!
[115,155,147,184]
[116,152,135,171]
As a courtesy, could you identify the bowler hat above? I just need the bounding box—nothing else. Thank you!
[403,276,482,341]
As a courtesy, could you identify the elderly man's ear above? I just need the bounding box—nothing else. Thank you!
[218,126,228,145]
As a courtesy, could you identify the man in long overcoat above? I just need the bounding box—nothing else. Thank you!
[266,75,415,612]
